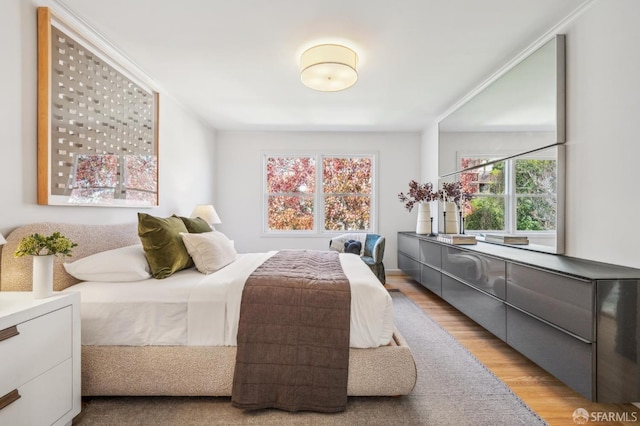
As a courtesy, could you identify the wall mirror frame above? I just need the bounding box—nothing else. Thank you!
[437,35,566,254]
[37,7,159,207]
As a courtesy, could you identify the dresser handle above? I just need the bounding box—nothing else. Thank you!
[0,389,21,411]
[0,325,19,343]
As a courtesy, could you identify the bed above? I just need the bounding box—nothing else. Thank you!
[0,222,417,397]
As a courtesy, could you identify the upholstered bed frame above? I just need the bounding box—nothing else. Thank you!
[0,222,417,397]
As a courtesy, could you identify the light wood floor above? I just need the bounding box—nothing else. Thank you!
[388,274,640,426]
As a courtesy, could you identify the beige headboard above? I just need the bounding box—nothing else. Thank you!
[1,222,139,291]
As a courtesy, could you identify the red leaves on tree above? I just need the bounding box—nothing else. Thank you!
[267,156,372,231]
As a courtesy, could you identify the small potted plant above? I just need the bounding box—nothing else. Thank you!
[14,232,77,298]
[398,180,440,234]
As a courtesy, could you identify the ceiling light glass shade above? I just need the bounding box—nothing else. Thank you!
[190,204,222,225]
[300,44,358,92]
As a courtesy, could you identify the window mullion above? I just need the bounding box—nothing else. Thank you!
[505,159,515,233]
[316,154,324,232]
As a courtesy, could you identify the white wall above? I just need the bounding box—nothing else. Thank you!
[421,124,440,230]
[215,131,421,270]
[427,0,640,269]
[0,0,217,238]
[562,0,640,267]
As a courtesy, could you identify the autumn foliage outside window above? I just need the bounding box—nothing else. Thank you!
[266,155,374,232]
[323,157,372,231]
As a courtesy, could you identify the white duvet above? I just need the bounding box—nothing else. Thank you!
[64,252,394,349]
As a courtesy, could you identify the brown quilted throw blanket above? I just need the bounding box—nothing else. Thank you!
[231,249,351,413]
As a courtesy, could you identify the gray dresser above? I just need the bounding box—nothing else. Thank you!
[397,231,640,403]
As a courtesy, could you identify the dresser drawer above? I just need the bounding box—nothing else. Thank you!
[398,233,419,260]
[419,239,441,269]
[442,247,506,299]
[0,358,73,426]
[420,264,442,296]
[0,306,72,394]
[506,263,593,340]
[506,306,594,400]
[398,253,420,282]
[442,275,506,341]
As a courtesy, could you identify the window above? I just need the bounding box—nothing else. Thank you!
[265,156,316,231]
[460,155,557,234]
[265,154,375,233]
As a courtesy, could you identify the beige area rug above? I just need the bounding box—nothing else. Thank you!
[73,292,547,425]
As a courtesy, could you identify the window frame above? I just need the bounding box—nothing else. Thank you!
[263,151,377,236]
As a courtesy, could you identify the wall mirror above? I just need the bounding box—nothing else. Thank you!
[439,35,565,176]
[437,35,565,253]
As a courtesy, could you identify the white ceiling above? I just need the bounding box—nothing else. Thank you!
[55,0,588,132]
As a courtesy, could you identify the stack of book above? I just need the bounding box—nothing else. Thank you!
[436,234,477,245]
[483,233,529,245]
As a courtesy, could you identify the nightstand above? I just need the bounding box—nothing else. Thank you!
[0,292,81,425]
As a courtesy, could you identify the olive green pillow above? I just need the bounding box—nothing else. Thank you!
[174,215,213,233]
[137,213,194,279]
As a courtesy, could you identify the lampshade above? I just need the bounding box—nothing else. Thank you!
[300,44,358,92]
[190,204,221,225]
[0,233,5,245]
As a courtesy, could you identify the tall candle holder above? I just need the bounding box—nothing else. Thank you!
[429,217,436,237]
[459,211,464,234]
[442,211,447,234]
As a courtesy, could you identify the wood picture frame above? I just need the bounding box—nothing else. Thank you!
[37,7,159,207]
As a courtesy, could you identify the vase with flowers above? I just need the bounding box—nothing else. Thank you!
[398,180,439,235]
[14,232,78,298]
[439,182,473,234]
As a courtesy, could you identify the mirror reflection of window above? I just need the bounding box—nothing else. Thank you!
[515,158,556,231]
[459,156,557,234]
[68,154,158,205]
[124,155,158,205]
[69,154,117,204]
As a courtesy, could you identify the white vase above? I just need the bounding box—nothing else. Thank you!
[416,202,431,234]
[32,255,54,299]
[444,202,459,234]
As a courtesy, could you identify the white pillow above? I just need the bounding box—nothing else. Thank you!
[63,244,151,282]
[329,238,346,252]
[180,231,237,274]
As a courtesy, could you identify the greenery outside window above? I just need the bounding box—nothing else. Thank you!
[514,159,557,231]
[461,155,556,234]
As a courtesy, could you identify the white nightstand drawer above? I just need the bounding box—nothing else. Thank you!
[0,305,72,394]
[0,358,73,426]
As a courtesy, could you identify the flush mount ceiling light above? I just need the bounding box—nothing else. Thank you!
[300,44,358,92]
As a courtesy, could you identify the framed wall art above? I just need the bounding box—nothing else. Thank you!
[37,7,159,207]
